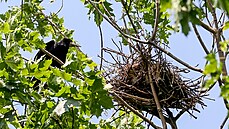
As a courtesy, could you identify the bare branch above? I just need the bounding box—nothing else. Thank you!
[55,0,64,15]
[120,0,138,37]
[150,0,160,41]
[192,24,210,54]
[40,48,64,65]
[146,41,204,73]
[199,19,216,34]
[98,25,104,70]
[220,114,229,129]
[147,66,167,129]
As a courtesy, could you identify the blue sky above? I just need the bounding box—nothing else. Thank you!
[1,0,228,128]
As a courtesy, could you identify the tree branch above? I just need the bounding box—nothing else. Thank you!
[98,25,104,70]
[198,19,216,34]
[147,66,167,129]
[150,0,160,41]
[220,113,229,129]
[192,24,210,54]
[206,0,228,76]
[40,48,64,65]
[147,41,203,73]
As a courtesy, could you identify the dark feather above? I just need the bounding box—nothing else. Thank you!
[33,38,72,90]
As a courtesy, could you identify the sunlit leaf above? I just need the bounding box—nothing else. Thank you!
[3,22,10,33]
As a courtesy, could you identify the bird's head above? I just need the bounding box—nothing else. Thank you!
[57,38,81,48]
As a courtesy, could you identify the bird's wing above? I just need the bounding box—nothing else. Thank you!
[45,40,55,51]
[34,40,55,60]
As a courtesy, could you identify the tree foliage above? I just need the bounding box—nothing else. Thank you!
[0,0,229,129]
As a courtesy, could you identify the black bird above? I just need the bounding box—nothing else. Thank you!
[35,38,76,68]
[33,38,78,89]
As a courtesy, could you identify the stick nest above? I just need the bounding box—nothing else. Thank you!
[104,45,206,116]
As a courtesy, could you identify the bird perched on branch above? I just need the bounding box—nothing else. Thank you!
[35,38,79,68]
[33,38,79,90]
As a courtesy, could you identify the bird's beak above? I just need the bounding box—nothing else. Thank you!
[70,42,81,47]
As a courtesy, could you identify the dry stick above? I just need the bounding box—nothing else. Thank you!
[41,48,64,65]
[192,24,210,54]
[121,10,133,55]
[204,1,212,26]
[55,0,64,15]
[102,47,129,58]
[199,19,216,34]
[150,0,160,41]
[146,41,203,73]
[110,91,162,129]
[165,109,178,129]
[175,108,189,121]
[98,25,104,70]
[220,114,229,129]
[121,0,138,36]
[147,67,167,129]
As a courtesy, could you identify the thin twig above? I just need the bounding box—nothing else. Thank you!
[192,24,210,54]
[146,41,203,73]
[150,0,160,41]
[55,0,64,15]
[102,47,129,58]
[51,116,63,129]
[199,19,216,34]
[98,25,104,70]
[204,0,211,26]
[121,0,139,38]
[220,114,229,129]
[40,48,64,65]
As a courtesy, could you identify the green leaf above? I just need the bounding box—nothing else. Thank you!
[219,0,229,16]
[39,59,52,71]
[63,72,71,81]
[41,111,48,125]
[46,101,55,108]
[52,68,72,81]
[66,98,80,107]
[99,96,113,109]
[221,76,229,99]
[85,77,95,86]
[220,40,229,52]
[204,61,217,74]
[180,15,190,36]
[56,86,66,97]
[3,22,10,34]
[14,91,33,106]
[21,69,29,76]
[29,31,40,41]
[223,21,229,30]
[31,91,42,102]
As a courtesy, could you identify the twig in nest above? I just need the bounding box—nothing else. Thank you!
[110,91,162,129]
